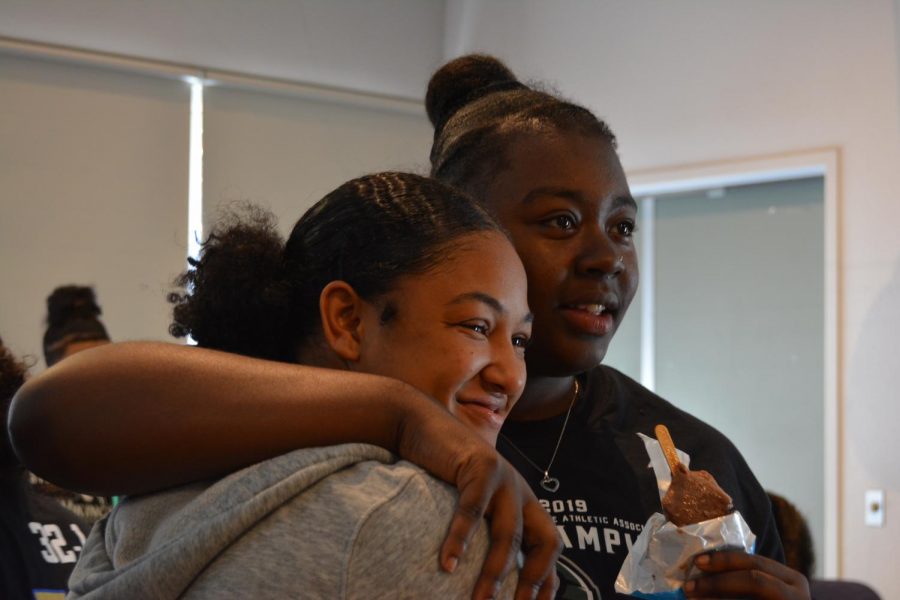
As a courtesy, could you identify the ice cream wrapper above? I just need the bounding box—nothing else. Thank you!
[614,433,756,598]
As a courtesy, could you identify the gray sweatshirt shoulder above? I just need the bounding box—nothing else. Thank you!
[69,443,516,599]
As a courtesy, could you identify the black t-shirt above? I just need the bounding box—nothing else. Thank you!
[1,470,89,599]
[498,366,784,600]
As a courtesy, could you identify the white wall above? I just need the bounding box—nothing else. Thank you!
[0,55,189,364]
[445,0,900,595]
[0,0,445,99]
[203,85,431,236]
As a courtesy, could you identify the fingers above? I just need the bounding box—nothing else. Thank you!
[472,484,523,600]
[685,568,785,599]
[685,551,810,600]
[434,449,522,600]
[514,500,562,600]
[534,570,560,600]
[424,416,560,600]
[445,454,561,600]
[440,453,499,573]
[440,497,486,573]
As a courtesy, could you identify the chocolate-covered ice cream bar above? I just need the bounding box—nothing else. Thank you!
[655,424,734,526]
[662,462,733,526]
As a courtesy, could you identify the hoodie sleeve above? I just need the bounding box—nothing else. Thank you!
[343,470,518,599]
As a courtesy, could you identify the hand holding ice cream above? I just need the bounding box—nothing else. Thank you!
[615,425,757,598]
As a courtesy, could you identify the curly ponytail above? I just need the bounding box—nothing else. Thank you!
[169,207,296,361]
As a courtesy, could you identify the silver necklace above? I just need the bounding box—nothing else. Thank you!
[501,379,580,493]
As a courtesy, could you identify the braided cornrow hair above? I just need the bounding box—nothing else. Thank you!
[426,54,617,198]
[170,172,502,362]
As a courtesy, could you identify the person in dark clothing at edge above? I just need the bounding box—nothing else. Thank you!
[1,337,89,599]
[768,491,880,600]
[9,55,810,600]
[33,285,114,525]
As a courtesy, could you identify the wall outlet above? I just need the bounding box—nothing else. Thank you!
[865,489,884,527]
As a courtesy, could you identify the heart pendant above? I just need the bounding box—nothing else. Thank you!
[540,475,560,493]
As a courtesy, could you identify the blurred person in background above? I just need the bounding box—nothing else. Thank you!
[767,492,881,600]
[1,335,88,599]
[31,285,113,523]
[43,285,111,368]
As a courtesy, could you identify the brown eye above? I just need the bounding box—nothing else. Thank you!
[548,214,576,230]
[459,321,489,336]
[616,219,636,237]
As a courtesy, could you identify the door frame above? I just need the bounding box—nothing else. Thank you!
[626,147,842,577]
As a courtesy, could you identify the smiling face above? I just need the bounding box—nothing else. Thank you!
[484,131,639,377]
[355,231,532,445]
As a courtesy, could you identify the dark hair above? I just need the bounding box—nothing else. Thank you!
[427,54,618,198]
[1,338,28,468]
[43,286,110,367]
[169,172,502,362]
[768,491,815,579]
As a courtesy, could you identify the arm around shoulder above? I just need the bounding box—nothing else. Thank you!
[8,341,423,496]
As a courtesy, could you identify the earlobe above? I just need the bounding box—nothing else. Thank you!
[319,281,365,363]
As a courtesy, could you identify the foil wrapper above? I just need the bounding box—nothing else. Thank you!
[614,511,755,598]
[613,433,757,598]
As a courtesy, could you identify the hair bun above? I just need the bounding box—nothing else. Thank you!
[425,54,521,131]
[46,286,102,326]
[168,207,292,360]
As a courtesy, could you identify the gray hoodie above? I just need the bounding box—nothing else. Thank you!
[68,443,516,599]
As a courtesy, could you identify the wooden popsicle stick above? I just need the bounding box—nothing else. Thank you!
[654,424,682,474]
